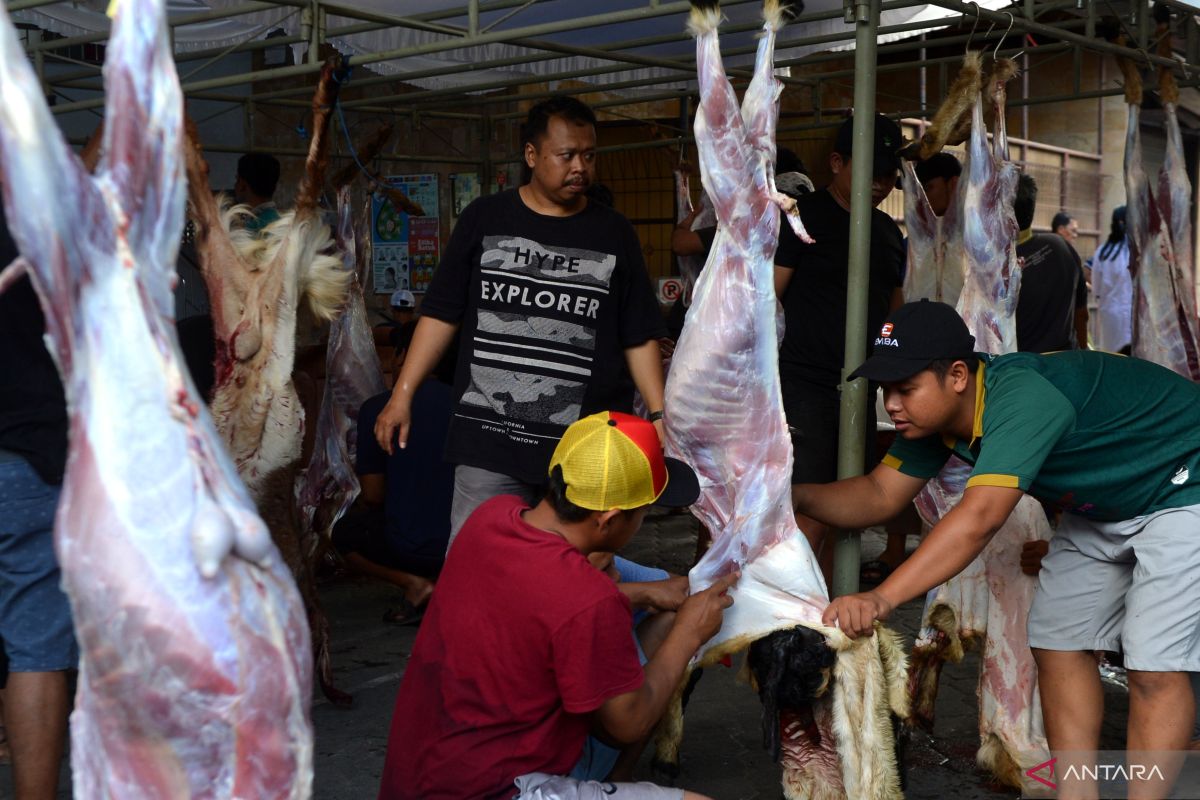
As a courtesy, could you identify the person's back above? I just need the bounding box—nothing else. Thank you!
[1012,174,1087,353]
[1015,232,1087,352]
[357,379,455,575]
[892,349,1200,520]
[379,494,642,799]
[777,187,904,386]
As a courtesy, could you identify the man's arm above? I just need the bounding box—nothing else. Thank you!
[593,573,736,745]
[774,264,794,299]
[793,463,928,530]
[374,316,459,454]
[625,339,666,439]
[359,473,385,506]
[1074,306,1089,350]
[618,575,689,611]
[822,484,1024,637]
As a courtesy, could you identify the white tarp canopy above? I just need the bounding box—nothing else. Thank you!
[16,0,1013,94]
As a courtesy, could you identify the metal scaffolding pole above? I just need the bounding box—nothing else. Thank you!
[833,0,880,600]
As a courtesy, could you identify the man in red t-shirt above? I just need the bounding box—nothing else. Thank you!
[378,411,734,800]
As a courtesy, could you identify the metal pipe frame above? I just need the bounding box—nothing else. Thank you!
[832,0,879,600]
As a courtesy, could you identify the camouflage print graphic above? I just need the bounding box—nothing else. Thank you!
[460,364,584,426]
[480,235,617,289]
[477,311,596,351]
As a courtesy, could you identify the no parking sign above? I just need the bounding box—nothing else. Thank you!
[658,277,683,305]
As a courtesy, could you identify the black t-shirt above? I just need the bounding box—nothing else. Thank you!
[775,189,904,386]
[420,190,665,484]
[0,213,68,485]
[1015,232,1087,354]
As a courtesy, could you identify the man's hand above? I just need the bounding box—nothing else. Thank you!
[657,337,676,360]
[675,572,738,645]
[373,393,412,455]
[623,576,689,612]
[821,590,894,639]
[1020,540,1050,576]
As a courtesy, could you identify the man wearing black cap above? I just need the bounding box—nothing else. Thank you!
[774,113,906,578]
[914,152,962,218]
[794,300,1200,796]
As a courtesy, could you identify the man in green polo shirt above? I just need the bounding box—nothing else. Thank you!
[794,300,1200,796]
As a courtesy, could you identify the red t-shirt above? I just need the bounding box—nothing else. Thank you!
[378,495,644,800]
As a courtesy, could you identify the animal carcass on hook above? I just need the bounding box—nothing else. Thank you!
[0,0,313,794]
[656,3,908,798]
[184,59,352,706]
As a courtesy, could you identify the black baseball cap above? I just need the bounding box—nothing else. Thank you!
[833,113,903,177]
[849,300,976,382]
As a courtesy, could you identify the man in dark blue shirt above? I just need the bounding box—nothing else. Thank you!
[332,347,457,618]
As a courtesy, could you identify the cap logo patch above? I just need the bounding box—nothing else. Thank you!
[880,323,894,336]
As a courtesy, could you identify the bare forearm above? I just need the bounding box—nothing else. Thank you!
[612,626,700,743]
[874,498,1005,610]
[1075,307,1089,350]
[391,316,458,403]
[625,339,665,412]
[793,473,904,530]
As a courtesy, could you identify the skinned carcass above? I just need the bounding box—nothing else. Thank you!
[905,59,1053,795]
[293,181,387,564]
[1120,40,1200,380]
[657,3,907,798]
[0,0,313,795]
[900,158,967,305]
[899,54,978,307]
[184,61,352,706]
[673,165,716,307]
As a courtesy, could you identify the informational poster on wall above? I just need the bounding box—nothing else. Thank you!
[451,172,479,220]
[408,217,440,294]
[371,173,440,294]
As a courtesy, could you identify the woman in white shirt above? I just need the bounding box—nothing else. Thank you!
[1089,206,1132,353]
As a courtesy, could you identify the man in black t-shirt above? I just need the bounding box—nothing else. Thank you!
[373,97,666,545]
[0,204,76,800]
[774,114,906,576]
[1013,175,1088,353]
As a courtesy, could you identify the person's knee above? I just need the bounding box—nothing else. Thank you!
[1128,670,1192,698]
[636,611,675,660]
[1032,648,1101,673]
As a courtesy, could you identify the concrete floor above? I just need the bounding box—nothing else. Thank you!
[2,511,1143,799]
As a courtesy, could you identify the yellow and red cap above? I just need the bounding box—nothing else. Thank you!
[549,411,700,511]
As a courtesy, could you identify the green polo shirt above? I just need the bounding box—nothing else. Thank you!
[883,351,1200,520]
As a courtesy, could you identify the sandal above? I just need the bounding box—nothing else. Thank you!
[859,559,894,586]
[382,601,426,626]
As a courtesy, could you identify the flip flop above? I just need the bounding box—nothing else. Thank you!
[859,559,893,586]
[382,602,426,626]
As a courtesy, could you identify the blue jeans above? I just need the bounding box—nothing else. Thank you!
[570,557,670,781]
[0,452,77,672]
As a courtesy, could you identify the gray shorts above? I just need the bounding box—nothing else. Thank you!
[446,465,541,552]
[513,772,684,800]
[1027,503,1200,671]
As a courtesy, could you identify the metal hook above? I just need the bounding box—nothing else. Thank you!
[964,1,981,53]
[994,12,1015,59]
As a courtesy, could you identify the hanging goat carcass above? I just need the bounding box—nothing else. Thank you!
[0,0,313,794]
[903,58,1054,796]
[184,60,352,706]
[656,3,908,798]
